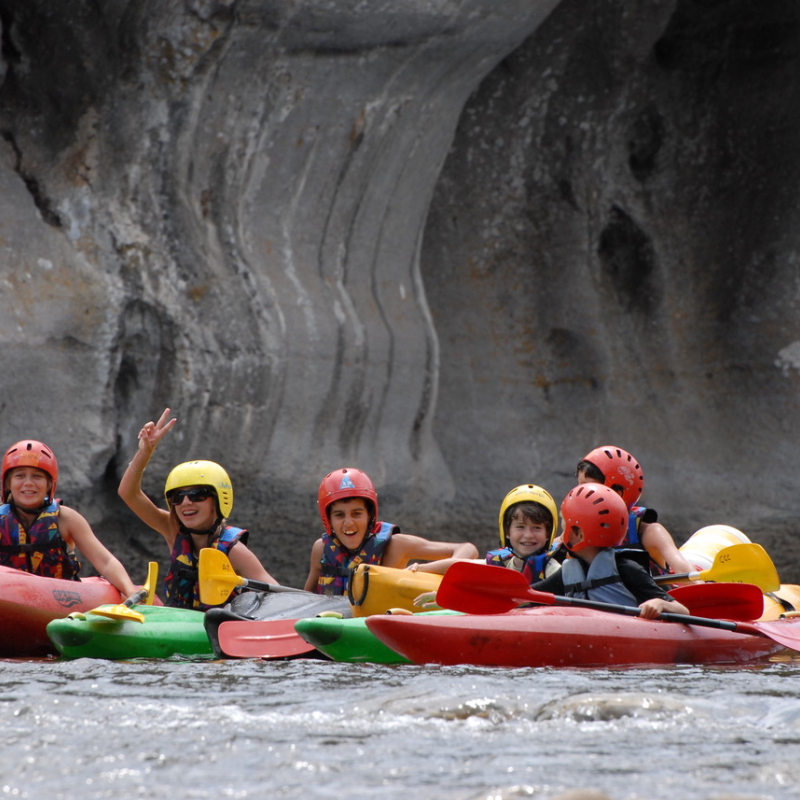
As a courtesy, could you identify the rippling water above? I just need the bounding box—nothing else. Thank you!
[1,654,799,800]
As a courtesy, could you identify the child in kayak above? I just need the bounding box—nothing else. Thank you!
[119,408,277,608]
[533,482,690,619]
[575,445,694,575]
[485,483,565,580]
[1,440,139,598]
[304,467,479,594]
[412,483,564,609]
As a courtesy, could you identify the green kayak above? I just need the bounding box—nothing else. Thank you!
[294,610,460,664]
[46,604,213,660]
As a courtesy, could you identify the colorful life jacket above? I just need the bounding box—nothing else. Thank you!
[485,547,551,583]
[623,506,648,547]
[0,500,81,580]
[164,525,248,609]
[316,521,397,596]
[559,549,638,606]
[619,505,667,576]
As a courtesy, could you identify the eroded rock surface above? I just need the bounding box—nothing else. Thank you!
[1,0,798,585]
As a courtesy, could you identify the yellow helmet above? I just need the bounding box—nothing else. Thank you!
[164,460,233,518]
[498,484,559,548]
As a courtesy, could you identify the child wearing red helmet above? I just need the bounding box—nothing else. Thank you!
[0,440,138,598]
[532,483,690,619]
[304,467,478,595]
[576,445,694,576]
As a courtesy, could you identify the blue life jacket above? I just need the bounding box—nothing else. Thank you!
[624,506,647,547]
[622,506,667,576]
[485,547,550,583]
[559,549,639,606]
[0,500,81,580]
[164,525,247,609]
[317,522,397,596]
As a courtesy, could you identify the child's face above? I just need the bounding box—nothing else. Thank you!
[507,513,549,557]
[7,467,50,509]
[169,485,218,531]
[329,498,370,548]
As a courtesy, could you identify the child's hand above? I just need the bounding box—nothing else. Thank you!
[638,598,679,619]
[413,590,440,610]
[138,408,177,455]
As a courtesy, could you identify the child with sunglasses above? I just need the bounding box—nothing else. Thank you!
[118,408,277,608]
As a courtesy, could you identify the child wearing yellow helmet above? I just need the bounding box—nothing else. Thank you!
[119,408,277,608]
[485,484,564,581]
[412,483,565,610]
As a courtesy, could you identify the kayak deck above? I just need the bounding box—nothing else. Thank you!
[365,606,790,668]
[0,566,122,657]
[46,605,212,660]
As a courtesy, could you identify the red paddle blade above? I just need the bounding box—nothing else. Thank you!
[217,620,317,659]
[745,618,800,651]
[668,582,764,621]
[437,562,555,614]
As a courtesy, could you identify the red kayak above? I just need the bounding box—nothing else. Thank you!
[0,565,123,657]
[365,606,793,668]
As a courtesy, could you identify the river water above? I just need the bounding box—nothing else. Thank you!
[1,653,799,800]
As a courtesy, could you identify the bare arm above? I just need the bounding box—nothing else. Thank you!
[638,596,691,619]
[408,556,485,575]
[382,534,479,569]
[639,521,694,574]
[118,408,177,544]
[228,542,279,585]
[59,505,139,598]
[303,538,324,592]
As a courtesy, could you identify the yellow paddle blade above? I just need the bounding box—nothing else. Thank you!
[198,547,247,606]
[144,561,158,605]
[700,543,780,592]
[87,604,146,623]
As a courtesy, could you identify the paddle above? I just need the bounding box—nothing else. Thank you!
[198,548,306,606]
[653,543,780,592]
[217,619,318,659]
[86,561,159,623]
[435,562,800,651]
[666,582,764,621]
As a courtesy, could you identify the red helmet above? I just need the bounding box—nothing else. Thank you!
[317,468,378,535]
[1,440,59,503]
[581,445,644,509]
[560,483,628,552]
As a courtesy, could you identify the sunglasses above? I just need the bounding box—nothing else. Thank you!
[167,488,215,506]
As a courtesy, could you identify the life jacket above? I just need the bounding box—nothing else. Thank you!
[316,521,397,596]
[0,500,81,580]
[560,549,638,606]
[485,547,551,583]
[621,506,667,577]
[164,525,248,609]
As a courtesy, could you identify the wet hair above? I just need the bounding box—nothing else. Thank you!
[576,459,605,483]
[503,502,553,538]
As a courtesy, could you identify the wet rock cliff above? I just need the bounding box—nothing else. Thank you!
[1,0,798,586]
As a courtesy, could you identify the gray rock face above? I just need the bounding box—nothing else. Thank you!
[1,0,798,586]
